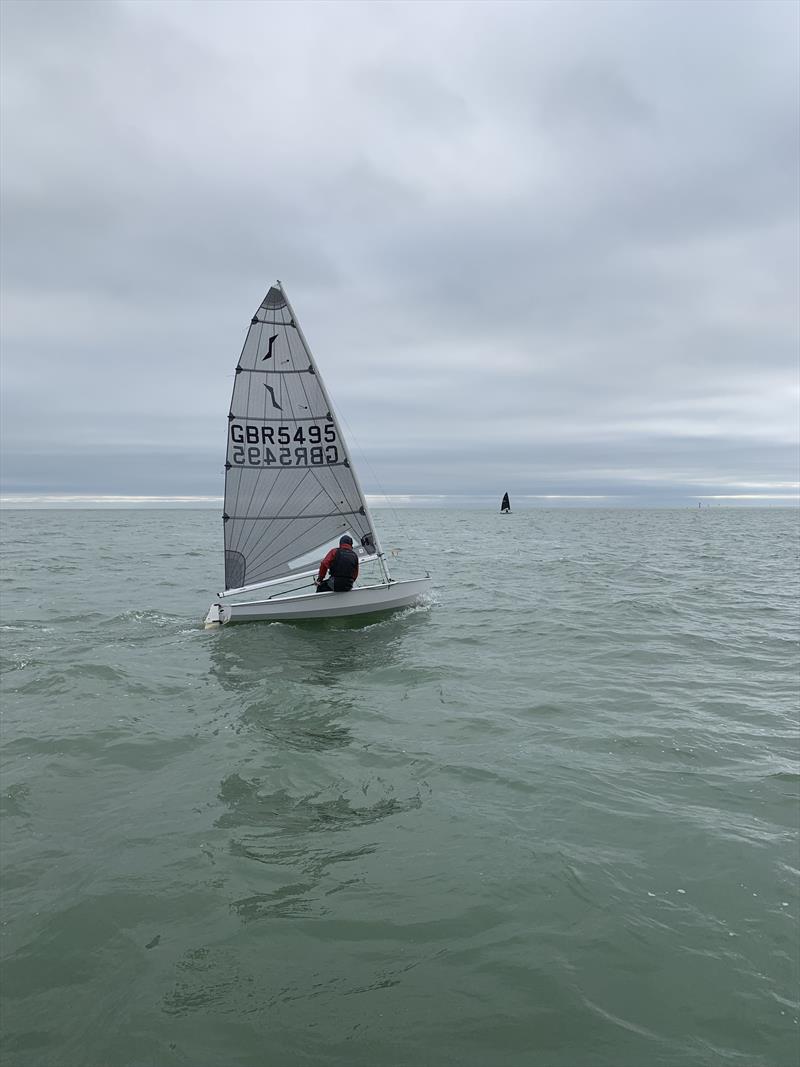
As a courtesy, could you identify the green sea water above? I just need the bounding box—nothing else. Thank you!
[1,507,798,1067]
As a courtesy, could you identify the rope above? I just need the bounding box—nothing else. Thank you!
[332,400,410,547]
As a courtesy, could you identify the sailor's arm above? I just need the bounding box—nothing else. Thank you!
[317,548,335,582]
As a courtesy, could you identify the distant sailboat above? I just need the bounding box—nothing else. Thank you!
[204,282,431,626]
[501,492,511,514]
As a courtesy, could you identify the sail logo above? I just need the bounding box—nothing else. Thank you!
[264,384,282,410]
[262,334,278,360]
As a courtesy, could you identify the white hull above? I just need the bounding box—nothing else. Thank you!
[205,577,431,626]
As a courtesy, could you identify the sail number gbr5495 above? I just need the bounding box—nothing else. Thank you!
[229,422,340,467]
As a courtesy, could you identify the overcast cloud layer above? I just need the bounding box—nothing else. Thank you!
[1,0,798,505]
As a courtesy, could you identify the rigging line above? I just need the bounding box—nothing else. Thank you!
[307,453,372,536]
[265,580,317,600]
[294,354,373,546]
[290,323,353,511]
[298,292,386,546]
[280,314,357,523]
[306,462,365,527]
[330,392,407,543]
[312,297,384,542]
[289,313,375,537]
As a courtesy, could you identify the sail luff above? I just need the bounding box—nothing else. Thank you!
[277,282,389,572]
[222,320,257,571]
[229,323,266,562]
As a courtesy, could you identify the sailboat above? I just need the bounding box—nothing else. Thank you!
[500,492,511,514]
[204,282,431,626]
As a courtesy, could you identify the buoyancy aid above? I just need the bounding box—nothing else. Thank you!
[329,547,358,590]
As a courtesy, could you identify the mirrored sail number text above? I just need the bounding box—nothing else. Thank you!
[230,422,340,467]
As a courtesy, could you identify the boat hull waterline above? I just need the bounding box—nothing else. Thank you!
[204,577,431,626]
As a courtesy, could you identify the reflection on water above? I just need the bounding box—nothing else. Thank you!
[204,608,432,941]
[214,773,426,924]
[162,935,445,1019]
[208,632,360,750]
[229,841,376,921]
[216,775,423,834]
[162,946,249,1018]
[208,606,428,691]
[206,607,430,748]
[240,695,353,751]
[6,509,798,1066]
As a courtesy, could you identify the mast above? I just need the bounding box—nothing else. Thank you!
[277,282,393,584]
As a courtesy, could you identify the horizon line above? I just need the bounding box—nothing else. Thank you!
[1,492,798,510]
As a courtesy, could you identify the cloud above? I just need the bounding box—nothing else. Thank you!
[1,0,797,505]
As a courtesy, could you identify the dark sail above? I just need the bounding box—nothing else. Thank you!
[501,492,511,513]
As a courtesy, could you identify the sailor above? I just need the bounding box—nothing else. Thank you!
[315,535,359,593]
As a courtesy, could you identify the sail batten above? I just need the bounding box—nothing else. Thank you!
[235,367,314,375]
[229,415,333,424]
[224,509,365,521]
[222,282,381,590]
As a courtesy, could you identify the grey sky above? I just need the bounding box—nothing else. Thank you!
[1,0,798,504]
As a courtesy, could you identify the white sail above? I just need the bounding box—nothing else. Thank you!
[221,283,382,591]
